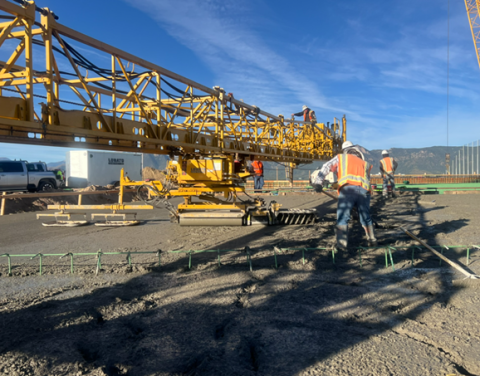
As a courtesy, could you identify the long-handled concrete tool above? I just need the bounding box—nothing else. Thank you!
[401,227,478,280]
[321,190,338,201]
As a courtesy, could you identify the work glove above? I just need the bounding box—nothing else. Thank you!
[309,169,321,185]
[313,184,323,193]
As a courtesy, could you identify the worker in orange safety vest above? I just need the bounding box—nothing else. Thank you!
[249,155,264,193]
[310,141,376,249]
[291,105,316,124]
[379,150,398,198]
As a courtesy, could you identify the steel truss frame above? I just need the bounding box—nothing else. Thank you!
[0,0,345,164]
[465,0,480,72]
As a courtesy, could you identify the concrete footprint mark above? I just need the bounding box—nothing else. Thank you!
[234,282,258,309]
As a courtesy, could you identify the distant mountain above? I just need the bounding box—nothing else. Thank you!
[2,146,464,178]
[364,146,462,175]
[47,161,66,170]
[0,157,11,160]
[263,146,463,180]
[142,154,170,170]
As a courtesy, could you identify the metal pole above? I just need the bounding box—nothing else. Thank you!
[478,140,479,176]
[463,145,465,175]
[473,142,475,174]
[466,144,470,175]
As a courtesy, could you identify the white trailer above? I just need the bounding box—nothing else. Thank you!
[66,150,142,188]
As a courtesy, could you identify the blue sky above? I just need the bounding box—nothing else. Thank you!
[1,0,479,162]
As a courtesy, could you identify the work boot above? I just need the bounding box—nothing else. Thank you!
[336,225,348,250]
[367,225,377,246]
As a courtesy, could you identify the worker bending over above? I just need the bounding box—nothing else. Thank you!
[310,141,376,249]
[249,155,264,193]
[379,150,398,198]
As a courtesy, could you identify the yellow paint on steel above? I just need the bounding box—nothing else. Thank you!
[46,204,153,210]
[0,0,345,163]
[465,0,480,72]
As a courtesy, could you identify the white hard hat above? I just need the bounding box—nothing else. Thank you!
[342,141,353,150]
[382,150,389,155]
[302,105,307,110]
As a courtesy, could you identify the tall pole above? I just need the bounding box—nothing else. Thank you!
[477,140,479,176]
[472,142,474,174]
[463,145,465,175]
[473,142,475,174]
[460,150,462,175]
[467,144,470,175]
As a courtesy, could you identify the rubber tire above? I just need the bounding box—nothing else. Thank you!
[38,180,55,192]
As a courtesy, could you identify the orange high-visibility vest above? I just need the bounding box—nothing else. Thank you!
[337,154,371,193]
[252,160,263,176]
[380,157,394,175]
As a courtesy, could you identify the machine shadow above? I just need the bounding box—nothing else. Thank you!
[0,193,465,375]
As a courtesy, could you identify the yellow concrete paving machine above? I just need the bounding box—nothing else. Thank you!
[0,0,346,226]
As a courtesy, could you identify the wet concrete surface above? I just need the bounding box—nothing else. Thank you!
[0,192,479,375]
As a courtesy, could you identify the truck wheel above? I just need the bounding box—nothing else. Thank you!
[38,180,55,192]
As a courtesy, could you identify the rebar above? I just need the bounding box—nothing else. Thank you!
[30,253,43,275]
[1,253,12,276]
[96,250,102,275]
[388,247,395,271]
[0,245,476,277]
[60,253,74,274]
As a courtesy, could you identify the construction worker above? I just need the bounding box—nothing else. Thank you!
[249,155,264,193]
[379,150,398,198]
[292,105,316,124]
[310,141,376,249]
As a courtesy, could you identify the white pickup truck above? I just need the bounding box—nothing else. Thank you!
[0,160,58,192]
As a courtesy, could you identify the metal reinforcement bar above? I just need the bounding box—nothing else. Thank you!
[0,244,478,277]
[401,228,478,279]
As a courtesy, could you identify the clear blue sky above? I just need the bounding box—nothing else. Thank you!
[1,0,479,162]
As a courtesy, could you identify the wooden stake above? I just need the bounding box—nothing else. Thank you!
[0,192,6,216]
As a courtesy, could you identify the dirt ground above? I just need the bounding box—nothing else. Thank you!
[0,192,479,376]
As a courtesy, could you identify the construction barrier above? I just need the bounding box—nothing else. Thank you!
[1,245,477,277]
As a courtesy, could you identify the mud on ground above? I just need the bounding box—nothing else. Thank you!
[0,192,479,375]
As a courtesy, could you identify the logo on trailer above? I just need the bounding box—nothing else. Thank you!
[108,158,124,165]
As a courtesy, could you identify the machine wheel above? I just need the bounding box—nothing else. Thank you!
[38,180,55,192]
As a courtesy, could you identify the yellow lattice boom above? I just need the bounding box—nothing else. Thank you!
[0,0,345,164]
[465,0,480,72]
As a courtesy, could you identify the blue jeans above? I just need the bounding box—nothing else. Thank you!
[382,175,395,194]
[337,185,372,226]
[254,176,264,191]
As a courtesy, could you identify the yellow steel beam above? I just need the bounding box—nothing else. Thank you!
[465,0,480,72]
[0,0,345,163]
[47,204,153,210]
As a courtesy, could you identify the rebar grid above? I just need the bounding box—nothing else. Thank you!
[0,245,477,276]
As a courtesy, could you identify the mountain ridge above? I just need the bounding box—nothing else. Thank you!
[0,146,464,179]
